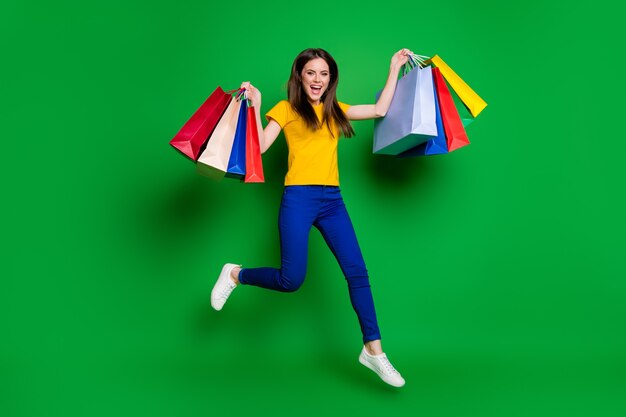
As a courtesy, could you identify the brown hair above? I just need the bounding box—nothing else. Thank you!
[287,48,355,138]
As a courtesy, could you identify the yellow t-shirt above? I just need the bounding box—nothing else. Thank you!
[266,100,351,186]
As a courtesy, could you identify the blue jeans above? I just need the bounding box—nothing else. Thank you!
[239,185,381,343]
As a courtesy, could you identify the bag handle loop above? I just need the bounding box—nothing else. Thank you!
[402,52,431,75]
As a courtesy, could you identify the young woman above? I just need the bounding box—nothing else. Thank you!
[211,47,412,387]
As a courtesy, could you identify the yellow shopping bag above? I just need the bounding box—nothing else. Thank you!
[428,55,487,117]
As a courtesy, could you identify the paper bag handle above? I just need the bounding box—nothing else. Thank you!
[402,52,431,76]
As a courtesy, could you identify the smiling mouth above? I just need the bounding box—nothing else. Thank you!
[310,85,322,94]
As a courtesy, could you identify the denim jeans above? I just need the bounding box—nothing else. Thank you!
[239,185,381,343]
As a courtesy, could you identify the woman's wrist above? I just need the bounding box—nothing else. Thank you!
[389,62,402,74]
[388,64,402,80]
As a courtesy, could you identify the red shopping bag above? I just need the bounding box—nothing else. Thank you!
[432,67,469,152]
[170,86,232,161]
[244,104,264,183]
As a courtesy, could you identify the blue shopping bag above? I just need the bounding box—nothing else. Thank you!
[226,98,248,177]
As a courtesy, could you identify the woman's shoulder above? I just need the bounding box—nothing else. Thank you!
[267,100,293,113]
[266,100,297,126]
[337,101,351,112]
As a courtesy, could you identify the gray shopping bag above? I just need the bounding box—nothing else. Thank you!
[373,64,438,155]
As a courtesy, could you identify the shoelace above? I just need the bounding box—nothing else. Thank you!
[217,281,236,300]
[378,355,400,375]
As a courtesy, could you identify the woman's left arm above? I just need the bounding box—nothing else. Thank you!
[346,48,412,121]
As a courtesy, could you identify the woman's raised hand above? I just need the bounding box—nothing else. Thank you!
[240,81,262,108]
[390,48,413,71]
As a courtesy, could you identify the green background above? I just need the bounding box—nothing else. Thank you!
[2,0,624,416]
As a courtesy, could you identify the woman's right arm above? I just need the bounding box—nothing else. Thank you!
[345,48,411,120]
[241,82,282,154]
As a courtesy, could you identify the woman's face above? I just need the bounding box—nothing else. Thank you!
[301,57,330,105]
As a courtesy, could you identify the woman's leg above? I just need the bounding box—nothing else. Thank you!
[313,188,381,344]
[313,188,405,387]
[238,186,320,292]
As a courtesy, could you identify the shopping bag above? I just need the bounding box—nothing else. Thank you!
[170,86,232,161]
[398,73,448,157]
[373,64,438,155]
[196,93,243,178]
[244,104,265,183]
[448,81,475,127]
[432,67,470,152]
[226,98,248,178]
[428,55,487,117]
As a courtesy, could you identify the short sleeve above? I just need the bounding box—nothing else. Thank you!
[266,100,291,128]
[338,101,351,114]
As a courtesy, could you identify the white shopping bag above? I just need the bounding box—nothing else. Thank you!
[197,96,243,177]
[373,63,438,155]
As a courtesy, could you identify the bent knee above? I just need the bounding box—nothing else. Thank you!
[278,274,305,292]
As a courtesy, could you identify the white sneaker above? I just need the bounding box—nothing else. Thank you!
[211,263,239,311]
[359,347,406,387]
